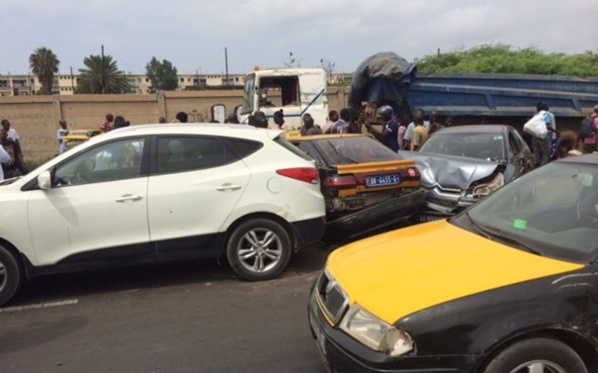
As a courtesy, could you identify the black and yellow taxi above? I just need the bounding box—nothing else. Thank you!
[63,129,103,150]
[288,133,425,242]
[308,154,598,373]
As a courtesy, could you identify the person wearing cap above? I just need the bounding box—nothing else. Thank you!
[378,105,400,151]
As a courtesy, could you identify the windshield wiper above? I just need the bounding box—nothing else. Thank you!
[464,212,543,256]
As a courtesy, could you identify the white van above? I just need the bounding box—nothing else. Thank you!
[240,68,328,130]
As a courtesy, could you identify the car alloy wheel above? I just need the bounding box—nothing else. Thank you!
[484,338,587,373]
[0,245,22,306]
[227,218,292,281]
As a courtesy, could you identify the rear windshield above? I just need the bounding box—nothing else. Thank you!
[304,136,400,165]
[273,135,313,161]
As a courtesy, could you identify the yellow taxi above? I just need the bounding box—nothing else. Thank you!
[288,134,425,242]
[63,129,103,150]
[308,154,598,373]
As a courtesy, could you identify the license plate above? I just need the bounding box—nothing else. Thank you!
[365,174,400,187]
[417,214,442,223]
[309,312,332,372]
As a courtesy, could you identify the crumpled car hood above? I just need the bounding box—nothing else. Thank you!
[398,151,499,190]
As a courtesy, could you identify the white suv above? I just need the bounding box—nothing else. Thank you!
[0,124,326,305]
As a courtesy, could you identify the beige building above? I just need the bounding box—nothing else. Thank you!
[0,72,247,96]
[0,71,351,97]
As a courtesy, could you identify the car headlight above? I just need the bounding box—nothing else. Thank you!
[472,172,504,197]
[339,304,414,357]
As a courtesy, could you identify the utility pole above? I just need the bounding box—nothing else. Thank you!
[101,45,105,94]
[224,47,229,88]
[70,66,75,91]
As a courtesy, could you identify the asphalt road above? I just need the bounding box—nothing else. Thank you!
[0,245,330,373]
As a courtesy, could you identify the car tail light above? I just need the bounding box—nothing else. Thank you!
[277,168,320,184]
[323,175,357,189]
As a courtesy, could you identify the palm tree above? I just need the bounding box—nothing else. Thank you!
[76,55,131,94]
[29,47,60,95]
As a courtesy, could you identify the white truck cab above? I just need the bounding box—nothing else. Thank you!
[240,68,328,130]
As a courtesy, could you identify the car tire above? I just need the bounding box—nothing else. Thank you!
[226,218,292,281]
[0,245,23,306]
[483,338,587,373]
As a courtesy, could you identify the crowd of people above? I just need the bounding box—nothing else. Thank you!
[0,102,596,182]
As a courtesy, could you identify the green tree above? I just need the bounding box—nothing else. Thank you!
[29,47,60,95]
[416,44,598,77]
[145,57,178,92]
[76,54,131,94]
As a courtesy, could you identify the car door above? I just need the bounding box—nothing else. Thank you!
[147,135,252,256]
[27,137,151,266]
[509,128,535,176]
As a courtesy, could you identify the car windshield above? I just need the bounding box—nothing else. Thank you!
[311,136,400,165]
[421,132,505,161]
[454,161,598,262]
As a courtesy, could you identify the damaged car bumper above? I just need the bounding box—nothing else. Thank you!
[325,188,426,241]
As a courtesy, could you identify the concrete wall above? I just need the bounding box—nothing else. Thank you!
[0,88,351,162]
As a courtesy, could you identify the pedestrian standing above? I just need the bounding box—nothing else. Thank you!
[56,120,69,155]
[579,105,598,154]
[0,128,24,178]
[532,102,555,167]
[300,114,322,136]
[410,118,429,151]
[0,119,25,174]
[99,113,114,132]
[0,143,10,181]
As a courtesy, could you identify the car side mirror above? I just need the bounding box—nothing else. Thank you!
[37,170,52,190]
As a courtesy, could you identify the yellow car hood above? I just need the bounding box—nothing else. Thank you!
[327,220,583,325]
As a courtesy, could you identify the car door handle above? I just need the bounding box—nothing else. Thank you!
[115,194,143,202]
[216,183,242,192]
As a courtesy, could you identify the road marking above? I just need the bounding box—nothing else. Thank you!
[0,299,79,313]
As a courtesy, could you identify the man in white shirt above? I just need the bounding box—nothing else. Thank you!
[56,120,69,154]
[0,144,11,180]
[1,119,19,142]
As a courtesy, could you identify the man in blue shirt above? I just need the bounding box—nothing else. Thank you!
[378,105,399,151]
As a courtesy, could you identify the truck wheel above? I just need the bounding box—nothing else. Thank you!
[483,338,587,373]
[226,218,292,281]
[0,245,23,306]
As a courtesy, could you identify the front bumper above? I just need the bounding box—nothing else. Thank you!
[325,188,426,241]
[307,290,475,373]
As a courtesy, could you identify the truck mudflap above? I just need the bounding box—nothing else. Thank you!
[324,188,426,243]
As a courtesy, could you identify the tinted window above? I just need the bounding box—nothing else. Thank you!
[223,138,263,159]
[54,138,145,186]
[157,136,236,174]
[310,136,399,165]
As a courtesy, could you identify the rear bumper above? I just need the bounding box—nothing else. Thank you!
[291,216,326,248]
[325,188,426,241]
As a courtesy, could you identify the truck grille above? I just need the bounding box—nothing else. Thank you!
[315,270,348,324]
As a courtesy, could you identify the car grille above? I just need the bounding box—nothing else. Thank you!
[315,270,348,324]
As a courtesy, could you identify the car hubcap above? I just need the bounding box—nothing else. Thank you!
[237,228,283,273]
[510,360,567,373]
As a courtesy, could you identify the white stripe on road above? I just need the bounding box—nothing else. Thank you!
[0,299,78,313]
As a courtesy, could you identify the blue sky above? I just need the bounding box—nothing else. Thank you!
[1,0,597,76]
